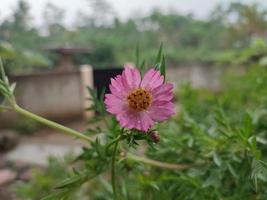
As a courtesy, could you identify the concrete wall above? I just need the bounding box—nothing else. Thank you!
[167,64,222,90]
[166,64,245,90]
[0,65,93,126]
[0,63,245,126]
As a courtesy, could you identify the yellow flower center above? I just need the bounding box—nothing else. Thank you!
[127,88,152,111]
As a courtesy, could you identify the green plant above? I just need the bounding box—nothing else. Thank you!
[0,41,51,74]
[1,48,187,199]
[13,118,40,135]
[2,45,267,199]
[14,155,78,199]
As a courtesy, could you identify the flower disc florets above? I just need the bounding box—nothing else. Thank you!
[127,88,152,111]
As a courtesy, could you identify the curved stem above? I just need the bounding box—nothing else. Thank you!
[13,105,190,172]
[111,139,120,199]
[14,104,93,143]
[0,105,12,111]
[126,152,190,170]
[106,135,124,153]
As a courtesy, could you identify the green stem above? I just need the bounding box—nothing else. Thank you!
[0,105,12,111]
[14,104,93,143]
[0,58,6,79]
[111,139,120,199]
[127,153,190,170]
[106,135,124,152]
[13,105,189,172]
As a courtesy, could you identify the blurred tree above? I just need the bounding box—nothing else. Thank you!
[42,3,66,36]
[0,0,42,50]
[0,41,51,75]
[0,0,31,41]
[12,0,31,32]
[211,2,267,48]
[0,1,51,74]
[77,0,116,26]
[1,1,267,71]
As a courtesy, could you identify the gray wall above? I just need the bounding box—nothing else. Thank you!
[0,63,245,127]
[167,64,222,90]
[0,66,93,126]
[167,64,245,90]
[14,71,83,118]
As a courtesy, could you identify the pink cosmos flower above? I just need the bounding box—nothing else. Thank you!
[104,66,175,132]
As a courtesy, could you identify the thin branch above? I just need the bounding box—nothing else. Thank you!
[126,152,190,170]
[111,139,120,199]
[0,58,6,80]
[106,134,124,153]
[14,104,93,143]
[12,103,188,172]
[0,105,12,111]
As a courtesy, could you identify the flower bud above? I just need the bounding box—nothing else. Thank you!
[150,131,160,143]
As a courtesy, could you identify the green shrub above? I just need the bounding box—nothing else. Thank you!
[13,65,267,200]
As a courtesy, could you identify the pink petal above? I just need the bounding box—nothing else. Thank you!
[104,94,125,114]
[116,109,138,129]
[148,102,175,121]
[116,108,154,132]
[109,84,124,99]
[110,75,129,97]
[138,112,154,131]
[141,69,164,90]
[151,83,174,102]
[122,67,141,90]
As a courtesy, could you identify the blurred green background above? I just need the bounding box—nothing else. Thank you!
[1,0,267,200]
[1,0,267,73]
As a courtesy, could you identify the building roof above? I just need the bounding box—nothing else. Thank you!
[47,46,92,54]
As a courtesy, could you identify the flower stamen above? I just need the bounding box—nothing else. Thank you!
[127,88,152,111]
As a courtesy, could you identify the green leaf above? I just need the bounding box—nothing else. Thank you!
[154,43,163,65]
[86,86,106,116]
[0,42,16,59]
[251,159,267,192]
[153,44,166,80]
[227,162,238,178]
[55,174,88,189]
[99,175,113,193]
[41,190,71,200]
[149,182,160,191]
[140,60,146,73]
[213,151,222,166]
[0,57,5,80]
[243,112,253,137]
[161,55,166,80]
[135,45,140,67]
[248,136,257,152]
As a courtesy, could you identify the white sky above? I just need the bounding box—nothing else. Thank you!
[0,0,266,27]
